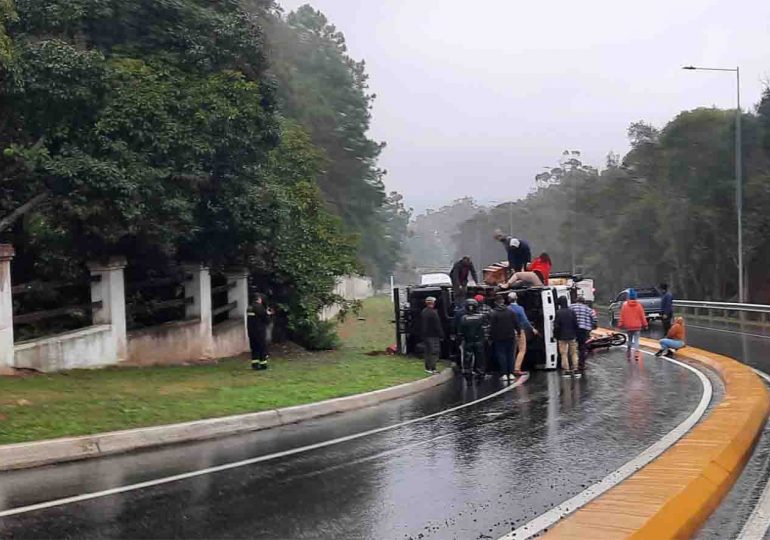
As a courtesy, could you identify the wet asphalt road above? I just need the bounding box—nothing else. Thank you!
[619,316,770,539]
[646,318,770,540]
[0,350,702,540]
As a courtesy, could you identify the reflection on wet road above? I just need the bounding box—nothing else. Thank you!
[0,351,702,540]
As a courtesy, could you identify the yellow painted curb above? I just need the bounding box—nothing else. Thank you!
[543,337,770,539]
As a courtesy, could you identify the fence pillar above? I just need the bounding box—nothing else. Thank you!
[87,257,128,362]
[0,245,15,370]
[182,263,213,359]
[225,268,249,322]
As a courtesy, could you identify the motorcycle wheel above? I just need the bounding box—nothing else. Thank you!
[610,334,627,346]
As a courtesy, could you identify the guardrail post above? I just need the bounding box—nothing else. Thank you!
[0,245,15,371]
[87,257,128,362]
[182,263,213,359]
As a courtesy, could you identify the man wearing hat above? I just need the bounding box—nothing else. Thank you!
[420,296,443,374]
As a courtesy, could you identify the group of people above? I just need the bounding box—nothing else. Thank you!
[435,232,686,380]
[420,290,543,383]
[554,296,597,377]
[616,284,686,360]
[449,232,552,295]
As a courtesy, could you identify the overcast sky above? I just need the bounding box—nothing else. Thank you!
[278,0,770,214]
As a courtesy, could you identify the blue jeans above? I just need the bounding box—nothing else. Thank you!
[627,330,641,352]
[494,340,515,375]
[660,338,684,353]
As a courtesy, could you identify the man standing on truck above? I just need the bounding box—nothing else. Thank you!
[660,283,674,334]
[420,297,443,374]
[494,230,531,275]
[450,256,479,299]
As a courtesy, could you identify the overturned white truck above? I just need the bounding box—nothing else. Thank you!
[393,262,589,371]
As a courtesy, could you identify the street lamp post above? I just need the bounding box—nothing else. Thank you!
[683,65,743,302]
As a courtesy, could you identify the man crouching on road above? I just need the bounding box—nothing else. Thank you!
[421,297,443,374]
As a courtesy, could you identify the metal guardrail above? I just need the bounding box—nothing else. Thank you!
[674,300,770,314]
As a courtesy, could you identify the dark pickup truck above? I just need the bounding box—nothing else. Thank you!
[608,287,663,327]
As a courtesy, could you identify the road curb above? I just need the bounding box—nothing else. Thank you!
[543,337,770,539]
[0,368,453,472]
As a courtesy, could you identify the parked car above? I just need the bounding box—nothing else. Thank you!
[608,287,663,327]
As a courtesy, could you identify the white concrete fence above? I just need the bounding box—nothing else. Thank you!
[320,275,375,321]
[1,247,250,373]
[1,245,375,373]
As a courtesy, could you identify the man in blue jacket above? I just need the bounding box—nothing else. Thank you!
[660,283,674,334]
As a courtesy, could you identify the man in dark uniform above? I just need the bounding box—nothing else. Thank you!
[459,298,485,382]
[247,295,271,370]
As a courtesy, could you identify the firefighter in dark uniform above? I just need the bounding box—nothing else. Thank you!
[459,298,485,382]
[247,295,271,370]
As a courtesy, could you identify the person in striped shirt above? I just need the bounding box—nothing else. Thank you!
[570,296,596,371]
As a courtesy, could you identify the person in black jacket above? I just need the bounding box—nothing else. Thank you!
[459,299,485,381]
[420,297,444,374]
[493,230,532,275]
[489,296,521,382]
[247,296,273,370]
[554,296,580,377]
[450,256,478,299]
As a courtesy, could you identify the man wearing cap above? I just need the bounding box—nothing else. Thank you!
[420,296,443,374]
[493,230,532,276]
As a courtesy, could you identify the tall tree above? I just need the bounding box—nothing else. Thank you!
[264,5,399,284]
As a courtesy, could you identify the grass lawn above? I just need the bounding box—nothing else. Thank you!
[0,296,427,444]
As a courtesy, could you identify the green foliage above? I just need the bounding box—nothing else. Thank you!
[291,318,340,350]
[265,5,405,285]
[1,0,372,347]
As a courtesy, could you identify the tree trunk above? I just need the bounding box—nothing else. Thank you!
[0,192,49,233]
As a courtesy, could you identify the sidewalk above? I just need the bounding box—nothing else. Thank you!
[0,297,426,445]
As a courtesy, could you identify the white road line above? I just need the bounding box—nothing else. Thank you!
[0,374,528,518]
[736,368,770,540]
[687,323,770,340]
[498,352,712,540]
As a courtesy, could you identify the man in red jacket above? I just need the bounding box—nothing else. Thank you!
[619,288,648,361]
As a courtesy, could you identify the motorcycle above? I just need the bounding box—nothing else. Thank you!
[585,330,626,351]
